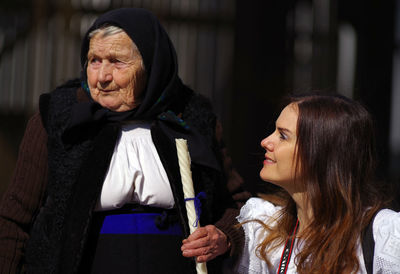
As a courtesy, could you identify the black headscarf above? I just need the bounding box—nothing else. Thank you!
[75,7,187,121]
[66,8,219,170]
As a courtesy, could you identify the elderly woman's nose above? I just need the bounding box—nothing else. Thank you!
[98,62,113,83]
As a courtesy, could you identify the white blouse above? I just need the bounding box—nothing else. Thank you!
[235,198,400,274]
[94,122,175,211]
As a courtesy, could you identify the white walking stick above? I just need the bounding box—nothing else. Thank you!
[175,138,208,274]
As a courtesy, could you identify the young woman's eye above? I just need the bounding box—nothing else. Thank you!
[279,132,287,140]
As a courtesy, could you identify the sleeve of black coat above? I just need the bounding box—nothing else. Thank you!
[0,113,48,273]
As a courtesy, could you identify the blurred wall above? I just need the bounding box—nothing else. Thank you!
[0,0,236,198]
[231,0,399,197]
[0,0,399,199]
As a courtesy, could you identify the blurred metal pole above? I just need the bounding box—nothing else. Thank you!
[389,0,400,181]
[312,0,338,90]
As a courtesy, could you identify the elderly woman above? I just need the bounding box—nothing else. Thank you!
[0,8,245,273]
[235,94,400,273]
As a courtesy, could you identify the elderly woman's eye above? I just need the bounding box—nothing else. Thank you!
[89,58,101,65]
[110,58,124,64]
[113,59,129,69]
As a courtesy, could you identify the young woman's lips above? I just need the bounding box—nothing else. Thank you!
[263,156,276,165]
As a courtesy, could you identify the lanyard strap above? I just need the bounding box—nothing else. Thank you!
[278,219,299,274]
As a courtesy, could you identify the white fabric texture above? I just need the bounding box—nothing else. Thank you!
[372,208,400,272]
[95,122,174,211]
[235,197,400,274]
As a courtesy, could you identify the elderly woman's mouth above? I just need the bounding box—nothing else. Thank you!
[99,89,117,93]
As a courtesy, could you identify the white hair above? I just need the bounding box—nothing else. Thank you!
[88,25,124,39]
[87,25,145,70]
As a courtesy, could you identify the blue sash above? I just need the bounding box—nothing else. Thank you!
[99,210,182,235]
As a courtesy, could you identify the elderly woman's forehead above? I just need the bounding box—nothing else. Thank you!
[89,25,125,39]
[89,26,139,51]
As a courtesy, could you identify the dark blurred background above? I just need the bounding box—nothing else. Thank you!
[0,0,399,200]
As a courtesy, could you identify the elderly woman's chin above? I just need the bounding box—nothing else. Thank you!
[92,92,138,112]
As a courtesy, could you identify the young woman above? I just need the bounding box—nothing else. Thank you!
[235,94,400,273]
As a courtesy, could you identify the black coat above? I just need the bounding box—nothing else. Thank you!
[25,82,234,273]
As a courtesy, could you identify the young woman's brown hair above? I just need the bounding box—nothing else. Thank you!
[255,94,390,273]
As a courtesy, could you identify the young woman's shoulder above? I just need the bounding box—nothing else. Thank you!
[234,197,281,273]
[374,208,400,238]
[236,197,281,223]
[373,208,400,272]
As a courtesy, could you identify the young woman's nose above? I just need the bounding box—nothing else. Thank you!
[261,136,274,151]
[98,62,113,83]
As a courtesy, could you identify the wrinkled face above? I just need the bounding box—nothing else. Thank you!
[86,31,146,112]
[260,103,299,191]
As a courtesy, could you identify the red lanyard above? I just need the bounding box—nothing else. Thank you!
[277,219,299,274]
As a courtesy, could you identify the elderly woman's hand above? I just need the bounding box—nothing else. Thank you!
[181,225,230,262]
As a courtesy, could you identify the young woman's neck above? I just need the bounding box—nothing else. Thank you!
[291,191,313,234]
